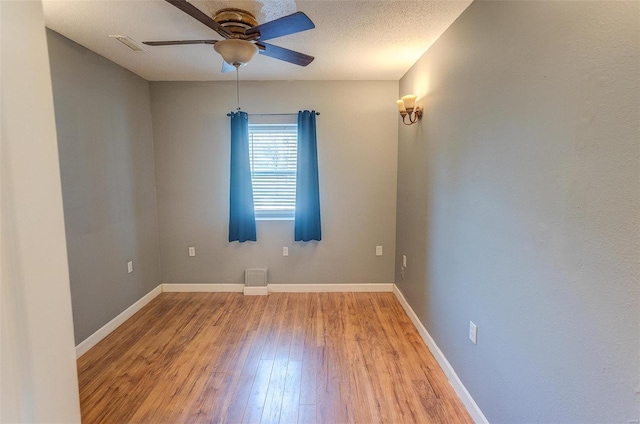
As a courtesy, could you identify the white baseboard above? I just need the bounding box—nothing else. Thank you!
[392,285,488,424]
[243,286,268,295]
[75,285,162,358]
[161,283,244,293]
[160,283,393,294]
[268,283,394,293]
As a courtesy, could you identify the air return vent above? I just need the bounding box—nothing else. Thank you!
[245,268,267,287]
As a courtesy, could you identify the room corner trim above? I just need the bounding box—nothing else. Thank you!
[393,284,489,424]
[75,284,162,359]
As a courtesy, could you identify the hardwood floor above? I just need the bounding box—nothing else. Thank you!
[78,292,473,424]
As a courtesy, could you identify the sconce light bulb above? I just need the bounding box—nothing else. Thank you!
[401,94,417,110]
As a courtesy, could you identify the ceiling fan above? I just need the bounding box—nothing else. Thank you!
[143,0,315,72]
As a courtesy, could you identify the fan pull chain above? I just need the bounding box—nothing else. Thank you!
[236,66,241,111]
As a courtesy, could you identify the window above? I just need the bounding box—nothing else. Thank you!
[248,123,297,220]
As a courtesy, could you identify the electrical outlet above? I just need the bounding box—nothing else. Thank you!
[469,321,478,345]
[402,255,407,268]
[283,247,289,256]
[376,246,383,256]
[188,246,196,257]
[127,261,133,274]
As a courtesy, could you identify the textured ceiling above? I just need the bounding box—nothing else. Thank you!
[43,0,472,81]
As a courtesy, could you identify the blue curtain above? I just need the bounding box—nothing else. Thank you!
[229,111,256,242]
[295,110,321,241]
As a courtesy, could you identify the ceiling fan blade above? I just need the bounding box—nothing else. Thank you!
[257,42,314,67]
[221,61,236,73]
[245,12,315,41]
[166,0,232,39]
[143,40,217,46]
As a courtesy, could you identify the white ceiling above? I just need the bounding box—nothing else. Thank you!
[43,0,472,81]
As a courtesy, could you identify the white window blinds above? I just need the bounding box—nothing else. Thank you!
[248,124,297,219]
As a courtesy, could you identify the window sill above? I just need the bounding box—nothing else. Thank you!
[256,217,294,221]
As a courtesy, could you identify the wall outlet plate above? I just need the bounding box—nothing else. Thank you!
[376,246,383,256]
[402,254,407,268]
[127,261,133,273]
[283,247,289,256]
[188,246,196,257]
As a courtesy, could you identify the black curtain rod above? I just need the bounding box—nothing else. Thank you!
[251,112,320,116]
[226,112,320,116]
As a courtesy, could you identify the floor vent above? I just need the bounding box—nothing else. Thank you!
[244,268,268,287]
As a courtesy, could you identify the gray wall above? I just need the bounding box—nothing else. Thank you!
[396,1,639,423]
[150,81,398,284]
[47,30,161,345]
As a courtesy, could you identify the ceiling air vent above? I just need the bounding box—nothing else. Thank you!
[109,35,148,52]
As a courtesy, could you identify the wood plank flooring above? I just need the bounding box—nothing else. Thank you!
[78,292,473,424]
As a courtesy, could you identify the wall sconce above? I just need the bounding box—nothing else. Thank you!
[396,95,423,125]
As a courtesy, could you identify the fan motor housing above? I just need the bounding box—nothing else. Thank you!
[213,8,258,37]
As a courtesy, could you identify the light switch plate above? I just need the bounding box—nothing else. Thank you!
[469,321,478,344]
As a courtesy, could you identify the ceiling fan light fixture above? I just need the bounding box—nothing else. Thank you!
[214,39,259,67]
